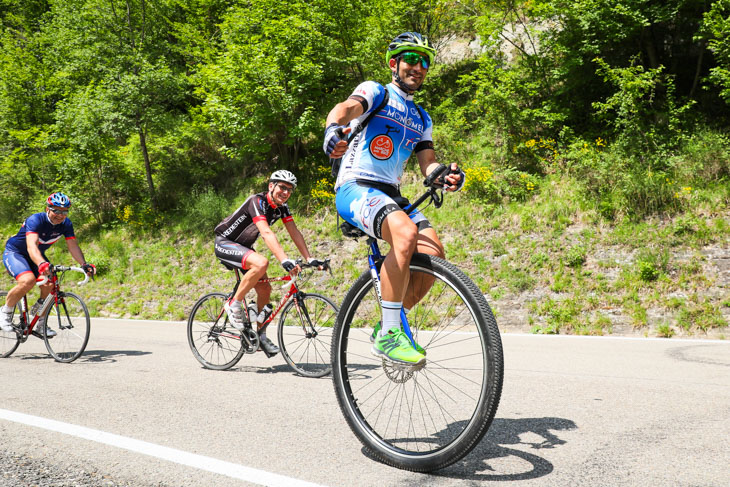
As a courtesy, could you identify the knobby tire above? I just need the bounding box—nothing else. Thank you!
[332,253,504,472]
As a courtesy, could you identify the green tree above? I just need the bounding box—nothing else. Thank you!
[459,0,723,149]
[0,1,61,219]
[46,0,188,210]
[703,0,730,104]
[195,0,380,173]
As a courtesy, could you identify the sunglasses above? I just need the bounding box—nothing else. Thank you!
[400,52,430,69]
[276,183,294,194]
[48,208,69,216]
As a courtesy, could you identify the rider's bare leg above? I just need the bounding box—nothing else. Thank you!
[233,252,268,302]
[380,211,418,303]
[253,280,272,311]
[4,273,36,308]
[253,279,272,333]
[403,227,445,310]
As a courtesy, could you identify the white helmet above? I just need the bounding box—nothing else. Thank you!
[270,169,297,188]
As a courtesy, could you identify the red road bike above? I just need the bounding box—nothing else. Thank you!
[1,265,91,363]
[187,259,337,377]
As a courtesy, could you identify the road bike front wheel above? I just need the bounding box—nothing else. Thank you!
[332,253,504,472]
[188,292,246,370]
[277,293,337,378]
[43,292,90,363]
[0,291,21,358]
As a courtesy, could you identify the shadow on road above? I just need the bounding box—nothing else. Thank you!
[77,349,153,363]
[14,349,152,363]
[360,416,576,481]
[231,363,332,377]
[435,417,577,481]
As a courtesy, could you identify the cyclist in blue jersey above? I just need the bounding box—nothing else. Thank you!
[323,32,465,365]
[1,193,96,337]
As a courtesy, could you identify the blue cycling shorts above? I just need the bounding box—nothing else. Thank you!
[335,179,431,239]
[2,249,40,280]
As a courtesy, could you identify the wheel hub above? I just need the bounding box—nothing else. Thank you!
[382,358,426,382]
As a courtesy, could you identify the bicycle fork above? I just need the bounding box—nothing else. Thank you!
[292,295,317,338]
[367,241,417,350]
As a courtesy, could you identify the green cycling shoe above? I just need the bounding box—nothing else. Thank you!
[371,326,426,365]
[370,321,425,355]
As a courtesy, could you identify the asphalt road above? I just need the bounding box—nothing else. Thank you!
[1,319,729,486]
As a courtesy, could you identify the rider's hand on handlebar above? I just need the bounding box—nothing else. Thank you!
[442,163,465,192]
[282,258,301,277]
[307,257,329,271]
[81,263,96,278]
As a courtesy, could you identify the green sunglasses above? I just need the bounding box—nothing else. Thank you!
[400,52,430,69]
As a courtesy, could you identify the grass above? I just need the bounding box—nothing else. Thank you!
[1,168,727,338]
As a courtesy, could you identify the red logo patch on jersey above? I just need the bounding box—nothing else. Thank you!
[370,135,394,160]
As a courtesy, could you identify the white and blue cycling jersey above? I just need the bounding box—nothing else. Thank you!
[334,81,433,191]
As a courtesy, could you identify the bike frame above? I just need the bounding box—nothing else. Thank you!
[227,268,305,329]
[14,271,62,340]
[366,237,420,348]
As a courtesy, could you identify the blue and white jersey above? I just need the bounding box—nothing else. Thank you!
[335,81,433,190]
[5,212,75,255]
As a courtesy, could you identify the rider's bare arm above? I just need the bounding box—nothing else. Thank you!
[254,219,288,264]
[283,220,312,262]
[325,97,365,127]
[24,233,46,268]
[66,238,87,267]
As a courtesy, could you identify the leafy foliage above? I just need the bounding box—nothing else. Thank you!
[0,0,728,228]
[703,0,730,104]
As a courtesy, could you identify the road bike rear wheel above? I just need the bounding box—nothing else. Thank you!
[277,293,337,378]
[332,253,504,472]
[43,292,90,363]
[188,292,246,370]
[0,291,21,358]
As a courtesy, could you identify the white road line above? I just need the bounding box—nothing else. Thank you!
[0,409,328,487]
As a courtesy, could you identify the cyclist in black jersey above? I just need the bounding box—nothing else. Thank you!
[213,170,325,356]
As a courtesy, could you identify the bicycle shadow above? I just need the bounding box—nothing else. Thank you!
[13,349,152,363]
[364,416,576,481]
[76,350,153,363]
[231,363,332,378]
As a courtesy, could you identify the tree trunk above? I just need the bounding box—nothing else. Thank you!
[643,27,660,69]
[689,43,705,100]
[137,122,156,208]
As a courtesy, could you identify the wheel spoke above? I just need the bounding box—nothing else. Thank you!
[277,294,336,377]
[44,293,90,363]
[333,254,504,471]
[187,293,245,370]
[0,291,21,358]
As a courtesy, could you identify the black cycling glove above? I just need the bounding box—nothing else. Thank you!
[323,123,346,157]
